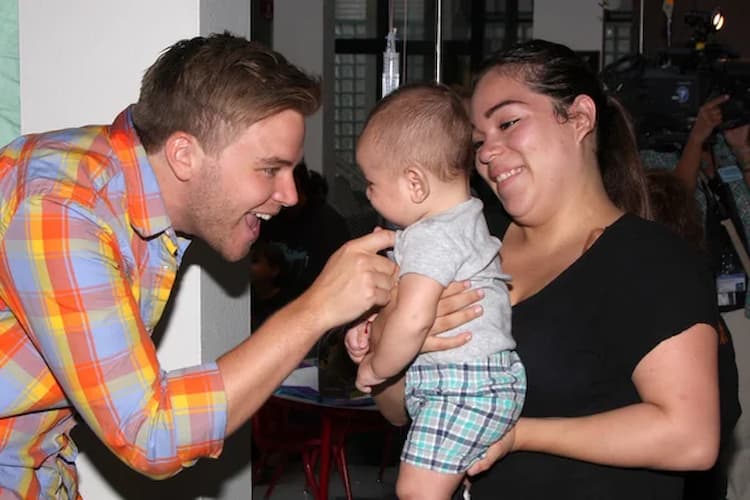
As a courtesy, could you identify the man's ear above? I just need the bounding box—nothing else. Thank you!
[405,165,430,203]
[163,132,203,182]
[568,94,597,143]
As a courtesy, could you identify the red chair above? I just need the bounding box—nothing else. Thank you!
[252,398,360,499]
[251,399,321,498]
[330,410,399,495]
[252,397,399,499]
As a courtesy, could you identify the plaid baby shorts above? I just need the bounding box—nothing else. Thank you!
[401,350,526,474]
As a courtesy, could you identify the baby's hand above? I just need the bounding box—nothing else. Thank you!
[355,354,386,393]
[344,314,375,363]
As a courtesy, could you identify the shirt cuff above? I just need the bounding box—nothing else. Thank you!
[166,362,227,464]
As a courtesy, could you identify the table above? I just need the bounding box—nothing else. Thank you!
[273,365,393,500]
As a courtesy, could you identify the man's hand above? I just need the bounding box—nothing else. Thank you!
[302,230,397,333]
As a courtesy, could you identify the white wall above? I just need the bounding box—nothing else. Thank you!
[533,0,603,53]
[18,1,253,498]
[19,2,197,133]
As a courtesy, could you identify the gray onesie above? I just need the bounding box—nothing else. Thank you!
[394,197,514,366]
[394,197,525,474]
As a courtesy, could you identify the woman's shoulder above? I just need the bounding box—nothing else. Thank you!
[600,213,713,280]
[606,213,701,255]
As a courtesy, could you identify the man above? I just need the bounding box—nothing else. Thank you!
[0,33,397,498]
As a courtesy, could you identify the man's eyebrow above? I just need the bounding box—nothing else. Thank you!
[483,99,524,119]
[258,156,295,167]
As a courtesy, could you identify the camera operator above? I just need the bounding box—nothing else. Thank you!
[675,94,750,193]
[641,93,749,500]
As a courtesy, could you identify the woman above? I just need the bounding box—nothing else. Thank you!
[350,39,720,499]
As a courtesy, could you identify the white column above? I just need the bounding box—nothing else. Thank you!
[18,1,252,498]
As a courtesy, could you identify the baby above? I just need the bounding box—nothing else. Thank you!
[353,82,526,500]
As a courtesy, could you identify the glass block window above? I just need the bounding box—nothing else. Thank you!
[393,0,426,41]
[484,0,534,54]
[334,0,372,38]
[484,23,506,53]
[604,21,634,66]
[331,0,538,234]
[603,3,635,67]
[483,21,532,54]
[333,52,374,194]
[517,21,533,42]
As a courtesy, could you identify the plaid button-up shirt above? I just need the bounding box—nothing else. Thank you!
[0,108,227,499]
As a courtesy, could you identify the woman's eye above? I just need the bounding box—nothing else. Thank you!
[472,140,484,152]
[499,118,520,131]
[262,168,279,177]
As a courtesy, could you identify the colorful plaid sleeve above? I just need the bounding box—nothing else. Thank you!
[0,165,227,483]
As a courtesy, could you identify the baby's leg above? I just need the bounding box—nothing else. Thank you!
[396,461,465,500]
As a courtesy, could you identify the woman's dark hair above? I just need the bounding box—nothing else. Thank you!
[474,39,651,219]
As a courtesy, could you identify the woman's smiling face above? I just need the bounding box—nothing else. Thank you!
[471,71,580,224]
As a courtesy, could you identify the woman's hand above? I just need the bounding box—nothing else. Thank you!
[423,281,482,351]
[370,280,480,353]
[466,423,519,476]
[344,281,482,363]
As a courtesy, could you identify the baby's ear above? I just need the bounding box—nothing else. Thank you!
[405,166,430,203]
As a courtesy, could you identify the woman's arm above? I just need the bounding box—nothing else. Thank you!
[469,323,720,475]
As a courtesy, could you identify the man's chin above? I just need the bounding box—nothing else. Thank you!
[222,242,254,262]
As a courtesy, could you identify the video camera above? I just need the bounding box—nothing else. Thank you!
[601,10,750,151]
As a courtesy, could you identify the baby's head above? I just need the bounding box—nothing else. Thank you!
[356,83,473,226]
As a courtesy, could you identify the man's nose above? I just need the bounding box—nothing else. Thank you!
[275,172,299,207]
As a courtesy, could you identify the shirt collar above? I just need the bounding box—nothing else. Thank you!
[109,106,191,258]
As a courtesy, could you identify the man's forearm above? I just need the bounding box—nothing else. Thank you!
[218,294,324,435]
